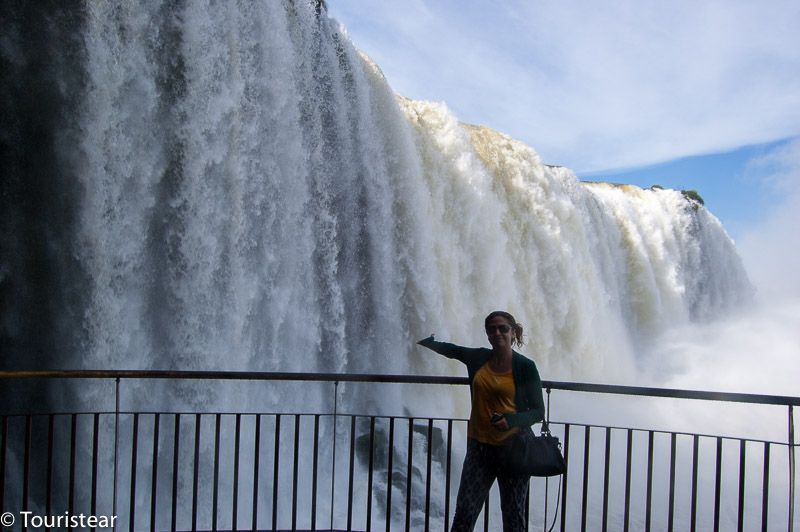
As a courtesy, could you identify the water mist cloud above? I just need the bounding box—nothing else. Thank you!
[642,139,800,404]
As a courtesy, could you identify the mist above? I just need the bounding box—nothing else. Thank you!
[607,139,800,443]
[648,139,800,397]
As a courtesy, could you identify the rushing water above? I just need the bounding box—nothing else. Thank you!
[1,1,755,527]
[1,0,751,381]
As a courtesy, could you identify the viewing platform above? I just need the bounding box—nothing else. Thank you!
[0,371,796,531]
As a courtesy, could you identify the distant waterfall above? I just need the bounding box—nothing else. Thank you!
[1,2,751,396]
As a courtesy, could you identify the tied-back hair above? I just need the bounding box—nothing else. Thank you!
[484,310,525,347]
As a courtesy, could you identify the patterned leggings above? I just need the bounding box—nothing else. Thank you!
[451,438,530,532]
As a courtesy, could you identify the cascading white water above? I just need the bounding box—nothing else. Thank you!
[1,1,755,528]
[1,0,750,391]
[398,99,750,378]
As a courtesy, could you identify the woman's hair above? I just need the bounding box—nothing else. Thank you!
[484,310,525,347]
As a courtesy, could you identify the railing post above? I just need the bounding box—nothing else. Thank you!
[330,380,339,531]
[113,377,120,532]
[789,405,795,532]
[544,387,552,530]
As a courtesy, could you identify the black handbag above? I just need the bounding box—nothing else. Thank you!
[502,422,566,477]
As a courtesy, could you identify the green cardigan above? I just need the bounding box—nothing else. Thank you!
[418,336,546,428]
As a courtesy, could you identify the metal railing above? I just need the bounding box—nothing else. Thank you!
[0,370,797,531]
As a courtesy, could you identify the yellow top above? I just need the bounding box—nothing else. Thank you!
[468,362,518,445]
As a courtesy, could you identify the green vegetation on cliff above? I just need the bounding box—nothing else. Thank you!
[681,189,705,205]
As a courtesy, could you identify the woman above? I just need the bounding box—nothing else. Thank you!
[417,311,545,532]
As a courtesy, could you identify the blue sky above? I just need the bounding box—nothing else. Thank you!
[327,1,800,256]
[582,139,792,239]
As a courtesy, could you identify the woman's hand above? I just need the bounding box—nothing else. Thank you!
[416,334,435,345]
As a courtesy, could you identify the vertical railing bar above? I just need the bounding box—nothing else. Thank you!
[789,405,795,532]
[129,413,139,532]
[150,413,160,532]
[0,416,6,513]
[330,382,339,532]
[543,388,552,532]
[367,417,375,532]
[292,414,300,532]
[445,420,453,532]
[347,416,356,532]
[311,415,318,531]
[232,414,241,532]
[483,490,489,532]
[114,378,120,532]
[668,433,676,532]
[46,414,54,525]
[560,424,570,532]
[252,415,261,532]
[645,431,654,532]
[272,414,281,532]
[91,413,100,532]
[581,426,590,532]
[0,415,6,514]
[425,419,433,532]
[762,442,770,532]
[212,414,221,532]
[386,417,395,532]
[191,414,201,532]
[170,414,180,532]
[211,414,222,531]
[543,472,549,531]
[69,413,77,515]
[738,439,746,532]
[624,428,632,532]
[714,437,723,531]
[691,435,699,532]
[22,415,31,518]
[602,427,611,532]
[526,480,531,532]
[406,418,414,532]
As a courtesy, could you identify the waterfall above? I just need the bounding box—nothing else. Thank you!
[0,2,756,528]
[1,1,752,391]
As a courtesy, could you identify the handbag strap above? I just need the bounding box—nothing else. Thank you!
[543,386,561,531]
[541,386,552,435]
[547,475,562,532]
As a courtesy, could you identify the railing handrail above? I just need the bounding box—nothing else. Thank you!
[2,369,799,407]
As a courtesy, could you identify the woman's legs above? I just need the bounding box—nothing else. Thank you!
[450,440,498,531]
[450,440,531,532]
[497,473,530,532]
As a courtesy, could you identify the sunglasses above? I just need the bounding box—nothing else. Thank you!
[485,324,512,334]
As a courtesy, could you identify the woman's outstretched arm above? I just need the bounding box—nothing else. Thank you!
[417,335,460,358]
[417,335,484,364]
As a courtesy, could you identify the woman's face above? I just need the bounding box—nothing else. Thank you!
[485,315,514,350]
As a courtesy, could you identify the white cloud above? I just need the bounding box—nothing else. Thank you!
[329,0,800,172]
[737,139,800,298]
